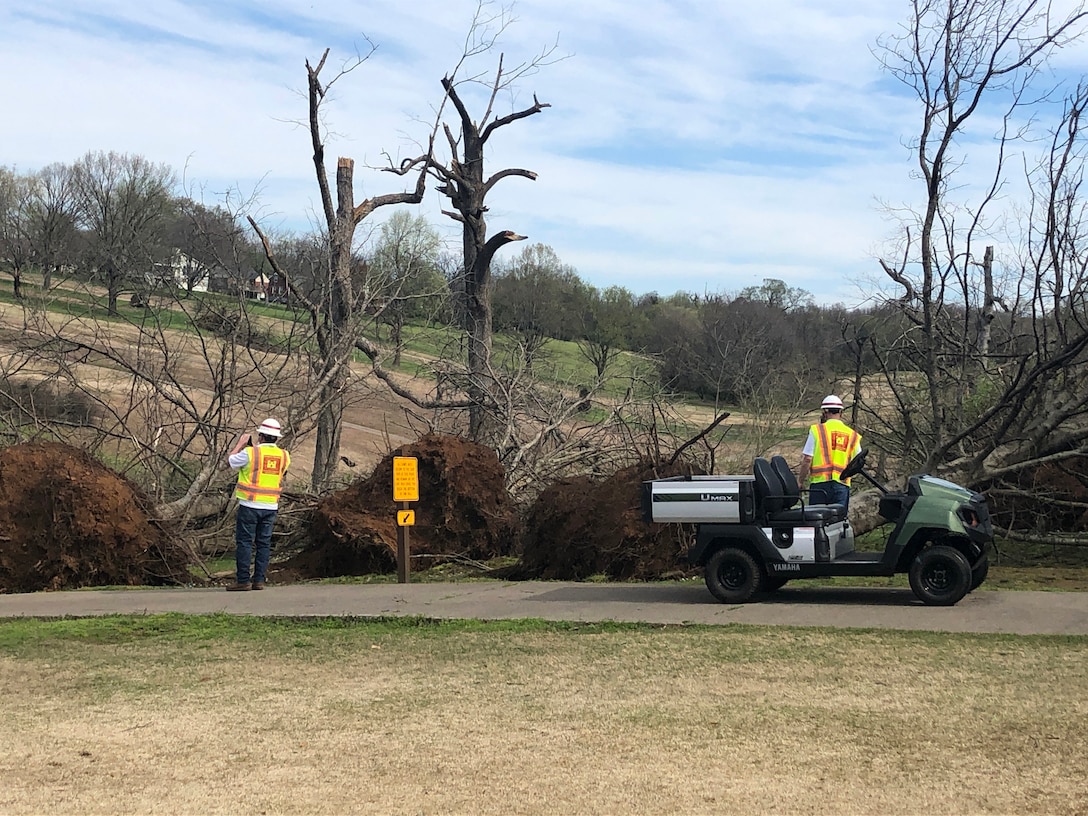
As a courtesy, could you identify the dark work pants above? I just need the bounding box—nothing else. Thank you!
[235,504,278,584]
[809,479,850,510]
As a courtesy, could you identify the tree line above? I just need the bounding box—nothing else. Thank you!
[0,154,870,405]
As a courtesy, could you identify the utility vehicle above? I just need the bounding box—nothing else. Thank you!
[642,449,993,606]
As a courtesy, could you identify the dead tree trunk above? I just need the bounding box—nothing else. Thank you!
[250,49,426,492]
[434,60,548,439]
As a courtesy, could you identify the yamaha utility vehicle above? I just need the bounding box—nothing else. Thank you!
[642,450,993,606]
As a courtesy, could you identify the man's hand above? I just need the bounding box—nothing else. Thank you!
[228,432,253,457]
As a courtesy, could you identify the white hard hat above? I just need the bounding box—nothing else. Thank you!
[820,395,844,410]
[258,417,282,438]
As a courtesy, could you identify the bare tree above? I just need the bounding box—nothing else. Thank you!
[429,4,558,438]
[862,0,1088,532]
[28,162,80,291]
[70,151,176,315]
[164,199,242,296]
[248,48,429,492]
[0,167,33,299]
[4,269,316,528]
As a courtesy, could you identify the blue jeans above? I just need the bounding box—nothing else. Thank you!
[235,504,278,584]
[810,479,850,510]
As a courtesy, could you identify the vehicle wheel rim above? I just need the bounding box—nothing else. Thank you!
[720,562,745,589]
[923,560,953,592]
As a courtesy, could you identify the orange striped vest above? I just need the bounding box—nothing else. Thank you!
[234,445,290,505]
[809,419,860,485]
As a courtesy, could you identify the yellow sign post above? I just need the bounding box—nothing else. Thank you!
[392,457,419,582]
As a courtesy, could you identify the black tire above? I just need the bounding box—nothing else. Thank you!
[909,545,971,606]
[763,575,789,592]
[970,557,990,591]
[705,547,762,603]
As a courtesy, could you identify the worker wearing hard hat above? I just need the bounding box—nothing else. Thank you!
[225,418,291,591]
[798,395,862,510]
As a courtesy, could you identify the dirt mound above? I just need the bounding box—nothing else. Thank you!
[282,434,518,578]
[0,442,192,593]
[518,459,702,580]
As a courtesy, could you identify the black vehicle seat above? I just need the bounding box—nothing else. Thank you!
[769,455,802,510]
[754,458,840,524]
[754,457,789,515]
[770,454,805,511]
[770,455,846,521]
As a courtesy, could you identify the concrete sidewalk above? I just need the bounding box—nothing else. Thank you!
[0,582,1086,635]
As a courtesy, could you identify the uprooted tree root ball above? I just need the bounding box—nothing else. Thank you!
[282,433,519,579]
[518,459,701,581]
[0,442,192,592]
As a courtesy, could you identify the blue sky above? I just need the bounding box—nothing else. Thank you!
[3,0,1086,305]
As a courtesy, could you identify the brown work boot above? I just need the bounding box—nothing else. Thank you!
[251,582,266,590]
[225,582,251,592]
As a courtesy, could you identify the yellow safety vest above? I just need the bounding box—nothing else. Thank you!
[809,418,860,485]
[235,445,290,504]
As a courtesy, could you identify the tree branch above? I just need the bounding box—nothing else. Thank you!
[481,93,551,143]
[483,168,538,196]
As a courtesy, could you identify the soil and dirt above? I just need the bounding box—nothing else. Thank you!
[275,437,708,583]
[278,433,519,580]
[0,442,192,592]
[518,459,702,580]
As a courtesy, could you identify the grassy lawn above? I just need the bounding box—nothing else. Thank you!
[0,614,1084,815]
[396,322,660,399]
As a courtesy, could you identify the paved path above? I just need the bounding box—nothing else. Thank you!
[0,582,1086,635]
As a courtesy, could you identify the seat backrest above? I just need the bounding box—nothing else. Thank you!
[753,457,789,515]
[770,455,801,509]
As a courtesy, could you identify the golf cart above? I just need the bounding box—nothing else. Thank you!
[641,449,993,606]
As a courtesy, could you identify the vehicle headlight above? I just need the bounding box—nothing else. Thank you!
[957,506,980,528]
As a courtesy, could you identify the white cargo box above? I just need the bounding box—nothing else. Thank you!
[642,476,757,524]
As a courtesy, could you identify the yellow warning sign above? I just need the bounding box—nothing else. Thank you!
[392,456,419,502]
[396,509,416,527]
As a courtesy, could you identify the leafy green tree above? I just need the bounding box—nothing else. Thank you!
[367,211,447,364]
[492,243,588,368]
[577,285,637,378]
[738,278,814,311]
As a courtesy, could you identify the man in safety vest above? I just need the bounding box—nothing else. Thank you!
[797,395,862,511]
[226,418,291,591]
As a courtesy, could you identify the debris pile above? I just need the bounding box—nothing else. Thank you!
[281,434,518,579]
[518,460,700,580]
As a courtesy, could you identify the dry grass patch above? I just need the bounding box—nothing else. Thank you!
[0,616,1085,815]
